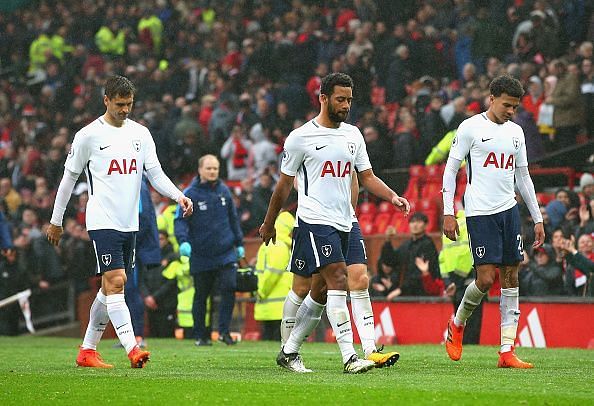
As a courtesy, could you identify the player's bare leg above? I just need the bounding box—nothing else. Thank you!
[103,269,150,368]
[348,264,399,368]
[497,265,533,368]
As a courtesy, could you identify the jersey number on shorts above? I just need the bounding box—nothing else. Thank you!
[516,234,524,256]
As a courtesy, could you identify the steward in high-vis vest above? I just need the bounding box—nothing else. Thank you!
[162,255,195,338]
[439,209,483,344]
[254,211,294,341]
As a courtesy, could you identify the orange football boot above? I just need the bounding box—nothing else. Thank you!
[445,316,464,361]
[128,345,150,368]
[76,347,114,368]
[497,347,534,369]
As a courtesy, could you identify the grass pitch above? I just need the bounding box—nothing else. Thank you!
[0,336,592,405]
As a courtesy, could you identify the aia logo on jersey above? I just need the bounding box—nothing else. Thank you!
[321,160,351,177]
[483,153,514,169]
[107,158,138,175]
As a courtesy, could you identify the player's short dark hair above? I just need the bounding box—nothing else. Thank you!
[104,75,136,99]
[489,75,524,98]
[320,73,353,97]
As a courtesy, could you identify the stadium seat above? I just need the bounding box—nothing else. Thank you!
[357,201,377,218]
[393,211,409,233]
[358,213,375,235]
[536,192,555,206]
[373,212,393,234]
[377,200,395,214]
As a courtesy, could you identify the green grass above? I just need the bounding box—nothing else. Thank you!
[0,337,592,405]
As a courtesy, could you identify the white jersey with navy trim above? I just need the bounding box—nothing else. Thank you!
[449,112,528,217]
[281,120,371,232]
[65,117,161,232]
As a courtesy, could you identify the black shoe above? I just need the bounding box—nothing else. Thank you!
[195,338,212,346]
[218,333,237,345]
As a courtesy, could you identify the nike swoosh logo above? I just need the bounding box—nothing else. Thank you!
[98,322,107,326]
[99,145,111,150]
[337,321,349,327]
[315,145,327,150]
[363,315,373,320]
[116,323,127,330]
[481,138,492,142]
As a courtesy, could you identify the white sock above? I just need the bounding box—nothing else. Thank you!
[500,287,520,353]
[283,294,324,355]
[326,290,356,364]
[281,290,303,346]
[454,281,486,327]
[106,293,137,354]
[350,289,376,357]
[81,290,109,350]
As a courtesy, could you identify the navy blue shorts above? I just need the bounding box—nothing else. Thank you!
[346,222,368,266]
[289,219,349,277]
[88,229,136,275]
[466,205,524,266]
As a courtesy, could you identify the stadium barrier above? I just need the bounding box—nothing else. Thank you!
[239,296,594,349]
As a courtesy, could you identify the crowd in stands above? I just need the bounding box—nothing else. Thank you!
[0,0,593,332]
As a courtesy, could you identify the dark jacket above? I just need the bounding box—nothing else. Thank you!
[137,176,160,267]
[522,245,564,296]
[379,234,441,296]
[174,177,243,273]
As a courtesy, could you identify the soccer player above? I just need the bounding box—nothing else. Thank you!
[442,75,545,368]
[47,75,193,368]
[259,73,409,373]
[280,174,400,368]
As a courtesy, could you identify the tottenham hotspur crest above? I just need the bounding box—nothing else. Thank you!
[512,137,520,150]
[475,246,485,258]
[321,245,332,257]
[133,140,141,152]
[101,254,112,266]
[347,142,356,155]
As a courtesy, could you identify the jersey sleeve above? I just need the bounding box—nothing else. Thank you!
[354,129,372,172]
[64,130,90,175]
[143,129,161,171]
[280,132,305,177]
[448,121,473,161]
[515,130,528,168]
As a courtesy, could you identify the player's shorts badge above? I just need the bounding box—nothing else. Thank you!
[101,254,112,266]
[295,258,305,270]
[475,246,485,258]
[347,142,356,155]
[132,140,141,152]
[321,245,332,257]
[513,137,520,150]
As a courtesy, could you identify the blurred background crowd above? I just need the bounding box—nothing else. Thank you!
[0,0,593,335]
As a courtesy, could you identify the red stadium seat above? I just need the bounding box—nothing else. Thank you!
[377,201,395,214]
[357,201,377,217]
[536,192,555,206]
[373,212,393,235]
[358,213,375,235]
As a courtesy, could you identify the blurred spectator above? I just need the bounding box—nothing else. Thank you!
[220,124,253,181]
[546,59,584,149]
[580,58,593,138]
[362,125,391,172]
[377,212,442,297]
[521,244,564,296]
[561,234,594,296]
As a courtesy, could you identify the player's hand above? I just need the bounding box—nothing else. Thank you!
[259,222,276,245]
[445,283,456,297]
[178,195,193,217]
[144,295,158,310]
[532,222,545,249]
[391,195,410,216]
[46,224,63,246]
[443,215,459,241]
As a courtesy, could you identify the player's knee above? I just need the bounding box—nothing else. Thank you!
[348,268,369,291]
[476,274,495,292]
[103,272,126,294]
[292,276,311,298]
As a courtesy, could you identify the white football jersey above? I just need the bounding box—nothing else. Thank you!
[450,112,528,217]
[281,120,371,232]
[65,117,160,232]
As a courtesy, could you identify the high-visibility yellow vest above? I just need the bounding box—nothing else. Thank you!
[95,26,125,55]
[157,204,179,252]
[163,258,194,328]
[138,15,163,53]
[254,212,294,321]
[29,34,52,72]
[439,210,473,278]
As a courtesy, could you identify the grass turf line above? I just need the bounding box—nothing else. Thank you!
[0,336,592,405]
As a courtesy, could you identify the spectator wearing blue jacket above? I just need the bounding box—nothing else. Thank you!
[175,155,244,346]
